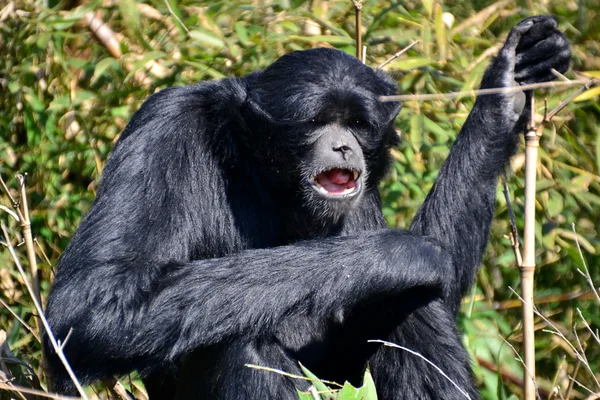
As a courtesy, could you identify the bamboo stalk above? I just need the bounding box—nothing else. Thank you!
[522,97,539,400]
[17,175,42,312]
[351,1,362,61]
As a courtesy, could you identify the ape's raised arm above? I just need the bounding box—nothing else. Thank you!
[410,16,570,306]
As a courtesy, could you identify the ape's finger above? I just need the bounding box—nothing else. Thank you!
[515,32,568,68]
[502,18,536,54]
[515,51,571,83]
[516,16,559,51]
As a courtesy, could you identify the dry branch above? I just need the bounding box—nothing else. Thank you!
[380,79,594,102]
[378,40,419,70]
[0,381,78,400]
[83,11,170,87]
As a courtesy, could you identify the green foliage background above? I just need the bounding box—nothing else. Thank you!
[1,0,599,398]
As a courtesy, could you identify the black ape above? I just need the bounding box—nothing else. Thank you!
[45,16,570,399]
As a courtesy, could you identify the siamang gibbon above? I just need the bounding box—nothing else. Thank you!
[45,16,570,400]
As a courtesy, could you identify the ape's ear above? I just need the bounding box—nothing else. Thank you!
[243,94,276,124]
[383,101,402,125]
[237,71,277,124]
[373,70,402,126]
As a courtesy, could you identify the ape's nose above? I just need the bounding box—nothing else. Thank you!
[333,143,353,160]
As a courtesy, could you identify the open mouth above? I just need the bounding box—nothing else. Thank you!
[308,168,361,198]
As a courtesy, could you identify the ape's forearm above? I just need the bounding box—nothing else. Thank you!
[410,103,520,303]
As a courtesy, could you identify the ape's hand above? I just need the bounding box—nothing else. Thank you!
[513,16,571,85]
[479,16,571,122]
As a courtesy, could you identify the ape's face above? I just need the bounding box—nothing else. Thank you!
[248,48,401,223]
[303,121,365,201]
[297,104,372,222]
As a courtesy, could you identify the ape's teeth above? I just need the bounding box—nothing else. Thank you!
[353,170,359,180]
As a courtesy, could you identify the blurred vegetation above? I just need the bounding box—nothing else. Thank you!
[1,0,600,398]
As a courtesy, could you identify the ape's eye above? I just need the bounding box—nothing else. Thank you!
[311,116,324,124]
[352,118,368,129]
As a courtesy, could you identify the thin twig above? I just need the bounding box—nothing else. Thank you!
[244,364,343,388]
[0,204,19,221]
[58,328,74,351]
[380,79,593,102]
[0,381,78,400]
[0,174,20,210]
[34,238,53,267]
[164,0,190,35]
[502,173,522,266]
[547,78,598,120]
[0,380,27,400]
[571,223,600,303]
[498,335,541,400]
[378,40,419,69]
[565,352,584,400]
[1,223,89,399]
[570,376,595,396]
[509,287,599,389]
[368,340,471,399]
[0,297,40,342]
[571,325,598,389]
[551,68,570,82]
[576,308,600,344]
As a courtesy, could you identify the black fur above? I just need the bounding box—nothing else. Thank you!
[44,16,570,399]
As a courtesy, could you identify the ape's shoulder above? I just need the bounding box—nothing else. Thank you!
[117,77,250,143]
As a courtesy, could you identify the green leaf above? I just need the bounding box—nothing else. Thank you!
[235,22,249,46]
[362,369,378,400]
[410,113,423,151]
[49,95,71,111]
[182,60,226,79]
[337,381,361,399]
[421,0,434,16]
[24,91,45,112]
[92,57,119,84]
[119,0,142,34]
[497,362,507,400]
[73,90,97,105]
[422,21,432,58]
[423,116,450,143]
[299,363,335,398]
[189,30,226,48]
[110,106,131,119]
[547,192,564,217]
[574,85,600,102]
[393,57,431,70]
[434,2,447,61]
